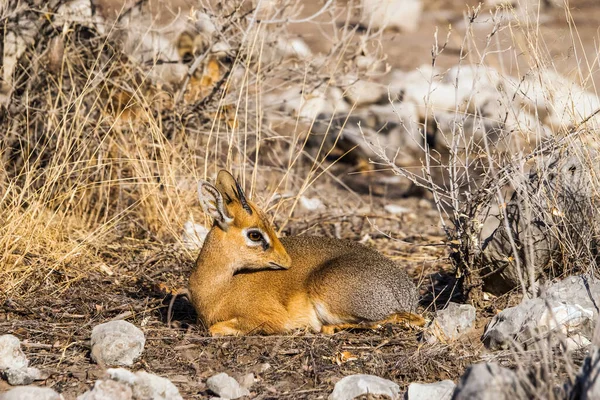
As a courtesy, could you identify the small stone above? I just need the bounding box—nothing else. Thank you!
[344,79,385,106]
[90,321,145,367]
[4,367,46,385]
[428,303,476,342]
[299,196,324,211]
[77,379,133,400]
[361,0,423,32]
[132,371,183,400]
[206,372,250,399]
[563,333,592,352]
[328,374,401,400]
[417,199,432,209]
[384,204,411,215]
[0,335,28,371]
[406,380,455,400]
[107,368,137,385]
[276,37,312,60]
[452,363,526,400]
[0,386,63,400]
[106,368,183,400]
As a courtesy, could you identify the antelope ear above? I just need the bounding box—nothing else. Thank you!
[215,170,253,215]
[198,180,233,230]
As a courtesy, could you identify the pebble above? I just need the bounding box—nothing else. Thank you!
[0,335,28,371]
[0,386,63,400]
[3,366,46,386]
[328,374,401,400]
[90,321,145,367]
[103,368,183,400]
[406,380,456,400]
[206,372,250,399]
[427,303,476,342]
[77,379,132,400]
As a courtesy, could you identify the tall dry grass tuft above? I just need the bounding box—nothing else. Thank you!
[0,0,385,297]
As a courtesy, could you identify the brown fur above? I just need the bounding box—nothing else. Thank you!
[188,170,421,336]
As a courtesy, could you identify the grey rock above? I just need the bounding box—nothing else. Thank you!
[91,321,145,366]
[406,380,455,400]
[0,335,28,371]
[106,368,183,400]
[206,372,250,399]
[483,275,598,350]
[329,374,401,400]
[4,366,46,385]
[429,303,476,341]
[479,148,600,295]
[77,379,133,400]
[0,386,63,400]
[452,363,526,400]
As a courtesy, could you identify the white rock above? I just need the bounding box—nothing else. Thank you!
[548,88,600,130]
[211,41,231,58]
[107,368,138,386]
[361,0,423,32]
[443,65,501,92]
[182,221,210,250]
[328,374,401,400]
[428,303,476,342]
[4,367,46,386]
[324,87,350,114]
[106,368,183,400]
[563,333,592,353]
[276,37,312,60]
[299,196,324,211]
[483,275,599,350]
[90,321,145,366]
[77,379,133,400]
[206,372,250,399]
[193,11,217,36]
[404,80,459,117]
[0,335,28,371]
[270,87,327,120]
[384,204,411,215]
[344,79,385,106]
[539,304,594,334]
[0,386,63,400]
[355,54,389,75]
[53,0,105,33]
[298,93,328,120]
[406,380,456,400]
[132,371,183,400]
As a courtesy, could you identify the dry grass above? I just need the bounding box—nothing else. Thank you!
[0,0,386,297]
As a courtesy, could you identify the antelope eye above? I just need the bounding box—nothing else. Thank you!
[247,230,263,242]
